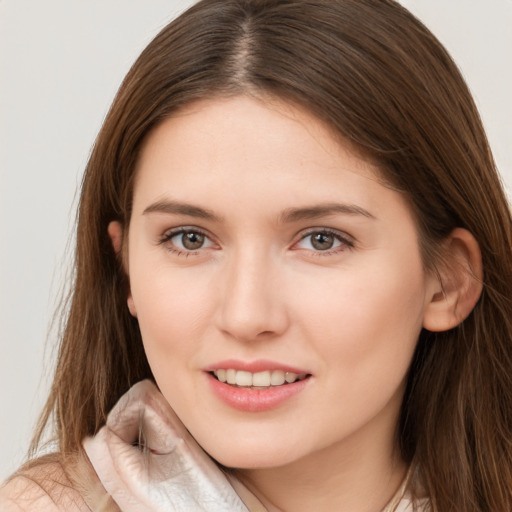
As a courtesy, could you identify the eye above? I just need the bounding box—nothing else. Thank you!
[294,229,352,253]
[161,227,215,254]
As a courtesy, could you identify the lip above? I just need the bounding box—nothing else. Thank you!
[203,359,310,374]
[204,359,312,413]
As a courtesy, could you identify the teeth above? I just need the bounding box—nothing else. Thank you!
[252,371,271,387]
[226,369,237,385]
[212,369,307,387]
[285,372,298,383]
[235,371,253,387]
[270,370,285,386]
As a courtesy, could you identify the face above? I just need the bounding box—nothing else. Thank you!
[124,95,437,470]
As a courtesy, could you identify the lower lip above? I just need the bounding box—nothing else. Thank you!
[206,373,310,412]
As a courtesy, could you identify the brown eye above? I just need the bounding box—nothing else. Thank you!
[294,229,350,254]
[311,232,335,250]
[163,228,214,253]
[181,231,205,250]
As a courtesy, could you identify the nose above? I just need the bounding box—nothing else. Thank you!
[215,248,290,343]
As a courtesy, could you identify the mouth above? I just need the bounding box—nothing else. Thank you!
[206,364,312,412]
[210,369,310,389]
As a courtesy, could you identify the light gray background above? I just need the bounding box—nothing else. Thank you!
[1,0,511,481]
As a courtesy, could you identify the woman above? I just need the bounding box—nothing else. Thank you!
[1,0,511,510]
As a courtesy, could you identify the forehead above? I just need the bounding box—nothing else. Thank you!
[131,95,405,223]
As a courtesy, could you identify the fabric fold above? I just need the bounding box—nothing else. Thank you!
[83,380,259,512]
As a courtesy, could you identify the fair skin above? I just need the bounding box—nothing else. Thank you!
[109,95,482,512]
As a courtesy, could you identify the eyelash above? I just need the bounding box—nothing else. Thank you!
[159,227,354,257]
[159,227,213,257]
[293,228,354,256]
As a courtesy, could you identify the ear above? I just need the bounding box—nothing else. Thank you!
[108,221,137,318]
[108,220,123,255]
[423,228,483,332]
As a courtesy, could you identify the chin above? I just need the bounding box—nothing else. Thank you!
[200,436,303,470]
[213,453,290,470]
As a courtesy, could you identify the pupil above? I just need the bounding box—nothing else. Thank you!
[182,232,204,250]
[312,233,334,250]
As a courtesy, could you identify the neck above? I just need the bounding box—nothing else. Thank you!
[235,397,408,512]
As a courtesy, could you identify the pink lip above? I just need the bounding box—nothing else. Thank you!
[206,374,310,412]
[203,359,310,374]
[203,359,312,413]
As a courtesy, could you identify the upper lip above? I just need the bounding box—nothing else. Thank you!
[203,359,311,375]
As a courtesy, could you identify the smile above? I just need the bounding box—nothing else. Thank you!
[212,369,308,388]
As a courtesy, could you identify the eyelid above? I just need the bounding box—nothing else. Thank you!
[160,225,210,239]
[292,227,355,253]
[159,225,218,254]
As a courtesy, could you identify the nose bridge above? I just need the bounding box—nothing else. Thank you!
[217,244,288,341]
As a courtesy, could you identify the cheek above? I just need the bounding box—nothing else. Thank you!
[297,259,427,384]
[130,265,215,369]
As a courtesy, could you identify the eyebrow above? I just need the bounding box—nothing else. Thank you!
[143,200,223,222]
[279,203,375,223]
[142,199,375,224]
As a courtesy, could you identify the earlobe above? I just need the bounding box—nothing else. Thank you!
[108,221,123,255]
[127,296,138,318]
[423,228,483,332]
[108,221,137,318]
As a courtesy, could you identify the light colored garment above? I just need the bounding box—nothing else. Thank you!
[0,380,426,511]
[83,380,258,512]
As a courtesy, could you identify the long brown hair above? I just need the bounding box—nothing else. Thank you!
[32,1,512,510]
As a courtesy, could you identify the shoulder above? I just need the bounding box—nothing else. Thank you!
[0,453,117,512]
[0,456,88,511]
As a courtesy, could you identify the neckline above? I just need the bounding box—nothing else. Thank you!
[226,465,425,512]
